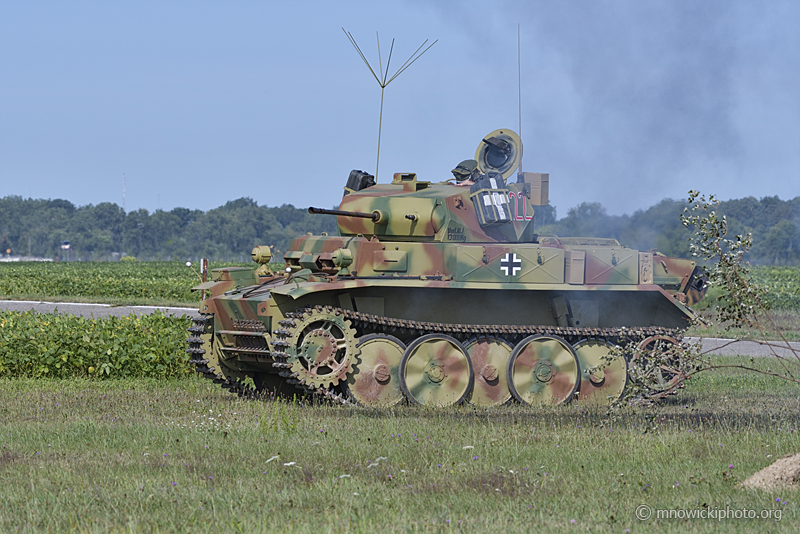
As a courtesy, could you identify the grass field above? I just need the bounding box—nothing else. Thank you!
[681,266,800,341]
[1,356,798,533]
[687,308,800,342]
[0,261,255,307]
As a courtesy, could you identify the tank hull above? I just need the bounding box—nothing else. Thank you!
[187,235,699,406]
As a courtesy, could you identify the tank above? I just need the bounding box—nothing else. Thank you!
[186,129,707,407]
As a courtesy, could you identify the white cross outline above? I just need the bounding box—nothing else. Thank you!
[500,252,522,276]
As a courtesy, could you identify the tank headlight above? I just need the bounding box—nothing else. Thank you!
[332,248,354,276]
[251,246,272,264]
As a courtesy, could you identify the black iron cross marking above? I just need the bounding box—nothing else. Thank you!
[500,253,522,276]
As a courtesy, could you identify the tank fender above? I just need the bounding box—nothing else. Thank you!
[191,281,218,292]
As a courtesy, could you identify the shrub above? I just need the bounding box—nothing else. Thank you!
[0,310,193,379]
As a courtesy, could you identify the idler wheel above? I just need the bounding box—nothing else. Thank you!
[346,334,406,407]
[464,336,513,407]
[400,334,473,407]
[187,314,281,398]
[633,335,685,392]
[573,339,628,405]
[507,335,579,405]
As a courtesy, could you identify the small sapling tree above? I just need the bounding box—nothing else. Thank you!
[610,190,799,404]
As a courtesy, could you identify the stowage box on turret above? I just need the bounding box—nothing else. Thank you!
[186,129,706,407]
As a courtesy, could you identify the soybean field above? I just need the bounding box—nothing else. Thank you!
[0,261,253,306]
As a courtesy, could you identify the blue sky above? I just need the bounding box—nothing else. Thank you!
[1,0,798,217]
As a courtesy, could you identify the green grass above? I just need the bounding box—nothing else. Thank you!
[0,261,259,306]
[686,308,800,342]
[1,356,798,533]
[752,266,800,310]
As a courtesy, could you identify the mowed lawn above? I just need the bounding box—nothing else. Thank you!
[1,356,799,533]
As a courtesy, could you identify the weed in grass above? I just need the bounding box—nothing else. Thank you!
[259,395,300,436]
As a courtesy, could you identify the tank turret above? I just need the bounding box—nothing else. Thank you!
[309,129,546,244]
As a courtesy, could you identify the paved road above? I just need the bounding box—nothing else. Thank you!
[0,300,199,319]
[1,300,797,358]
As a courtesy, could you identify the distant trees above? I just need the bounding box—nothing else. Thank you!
[537,195,799,265]
[0,196,337,261]
[0,193,797,264]
[755,220,799,265]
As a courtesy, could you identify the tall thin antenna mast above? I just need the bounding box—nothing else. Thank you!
[343,28,437,181]
[518,23,523,175]
[122,173,126,213]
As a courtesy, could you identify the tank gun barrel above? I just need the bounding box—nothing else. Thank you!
[308,206,380,222]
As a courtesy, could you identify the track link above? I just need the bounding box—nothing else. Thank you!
[186,314,255,398]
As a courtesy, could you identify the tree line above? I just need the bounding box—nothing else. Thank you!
[0,197,337,262]
[536,195,800,265]
[0,194,797,264]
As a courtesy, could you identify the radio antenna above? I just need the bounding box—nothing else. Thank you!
[343,28,437,181]
[518,23,523,175]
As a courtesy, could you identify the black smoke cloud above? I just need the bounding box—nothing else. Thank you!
[421,0,799,214]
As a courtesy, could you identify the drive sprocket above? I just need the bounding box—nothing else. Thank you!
[279,306,358,390]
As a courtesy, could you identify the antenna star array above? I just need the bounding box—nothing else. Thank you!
[342,28,437,180]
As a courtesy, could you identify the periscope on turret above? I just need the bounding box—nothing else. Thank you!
[186,129,707,408]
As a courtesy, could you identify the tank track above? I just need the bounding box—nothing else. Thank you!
[185,312,351,403]
[188,306,684,405]
[186,313,256,398]
[336,306,678,342]
[270,305,683,405]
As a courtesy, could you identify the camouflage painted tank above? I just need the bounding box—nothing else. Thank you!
[186,129,706,407]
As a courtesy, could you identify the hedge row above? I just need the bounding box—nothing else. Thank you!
[0,311,193,379]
